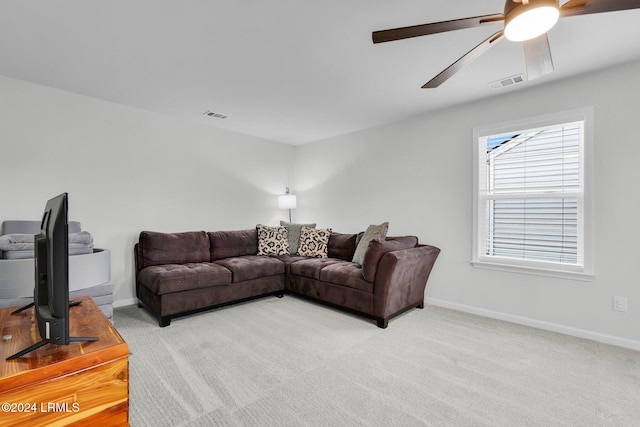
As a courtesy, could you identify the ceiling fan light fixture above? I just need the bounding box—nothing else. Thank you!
[504,0,559,42]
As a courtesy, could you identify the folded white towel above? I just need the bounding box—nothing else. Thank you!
[0,232,94,251]
[68,231,93,245]
[0,234,34,251]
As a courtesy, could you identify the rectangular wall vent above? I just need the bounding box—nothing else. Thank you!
[203,110,228,119]
[489,74,526,89]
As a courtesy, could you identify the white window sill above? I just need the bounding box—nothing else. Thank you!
[471,260,595,281]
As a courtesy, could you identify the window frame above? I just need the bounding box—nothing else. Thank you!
[472,107,594,280]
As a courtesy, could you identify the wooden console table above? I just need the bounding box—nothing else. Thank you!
[0,297,129,426]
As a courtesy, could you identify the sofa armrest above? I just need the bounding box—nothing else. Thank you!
[372,244,440,319]
[134,243,141,274]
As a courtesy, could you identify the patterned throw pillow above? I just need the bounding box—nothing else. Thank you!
[256,224,289,256]
[297,227,332,258]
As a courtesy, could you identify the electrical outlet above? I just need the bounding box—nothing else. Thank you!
[613,296,628,312]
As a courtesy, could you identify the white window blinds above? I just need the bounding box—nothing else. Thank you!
[478,121,584,268]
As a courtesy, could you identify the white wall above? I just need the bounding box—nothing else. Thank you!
[294,60,640,348]
[3,60,639,348]
[0,75,295,305]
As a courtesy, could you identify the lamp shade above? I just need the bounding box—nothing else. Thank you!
[278,194,297,210]
[504,0,559,42]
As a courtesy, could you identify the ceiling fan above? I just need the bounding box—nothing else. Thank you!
[372,0,640,88]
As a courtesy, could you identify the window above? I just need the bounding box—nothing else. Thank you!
[472,108,593,279]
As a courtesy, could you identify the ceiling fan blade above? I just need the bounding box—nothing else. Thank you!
[523,33,554,81]
[561,0,640,18]
[423,31,504,88]
[372,13,504,44]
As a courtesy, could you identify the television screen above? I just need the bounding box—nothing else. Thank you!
[6,193,97,360]
[34,192,70,345]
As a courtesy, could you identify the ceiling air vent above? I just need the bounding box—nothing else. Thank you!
[489,74,526,89]
[203,110,228,119]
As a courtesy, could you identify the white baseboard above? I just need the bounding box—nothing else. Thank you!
[425,297,640,351]
[114,297,137,308]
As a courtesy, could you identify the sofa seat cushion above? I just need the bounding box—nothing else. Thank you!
[319,262,373,293]
[138,262,231,295]
[214,255,285,282]
[276,254,309,273]
[288,257,344,280]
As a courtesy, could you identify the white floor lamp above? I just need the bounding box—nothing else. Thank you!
[278,187,297,223]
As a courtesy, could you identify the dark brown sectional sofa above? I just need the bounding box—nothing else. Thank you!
[134,228,440,328]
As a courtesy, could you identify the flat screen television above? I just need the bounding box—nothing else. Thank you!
[6,193,97,360]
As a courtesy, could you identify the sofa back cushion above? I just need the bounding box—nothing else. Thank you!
[327,232,358,261]
[361,236,419,282]
[386,235,420,246]
[138,231,210,269]
[209,229,258,261]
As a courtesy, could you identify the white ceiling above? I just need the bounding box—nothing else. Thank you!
[1,1,639,145]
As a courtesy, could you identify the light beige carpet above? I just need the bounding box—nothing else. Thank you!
[114,295,640,427]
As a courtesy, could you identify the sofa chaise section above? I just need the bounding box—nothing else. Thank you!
[135,230,285,326]
[285,235,439,328]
